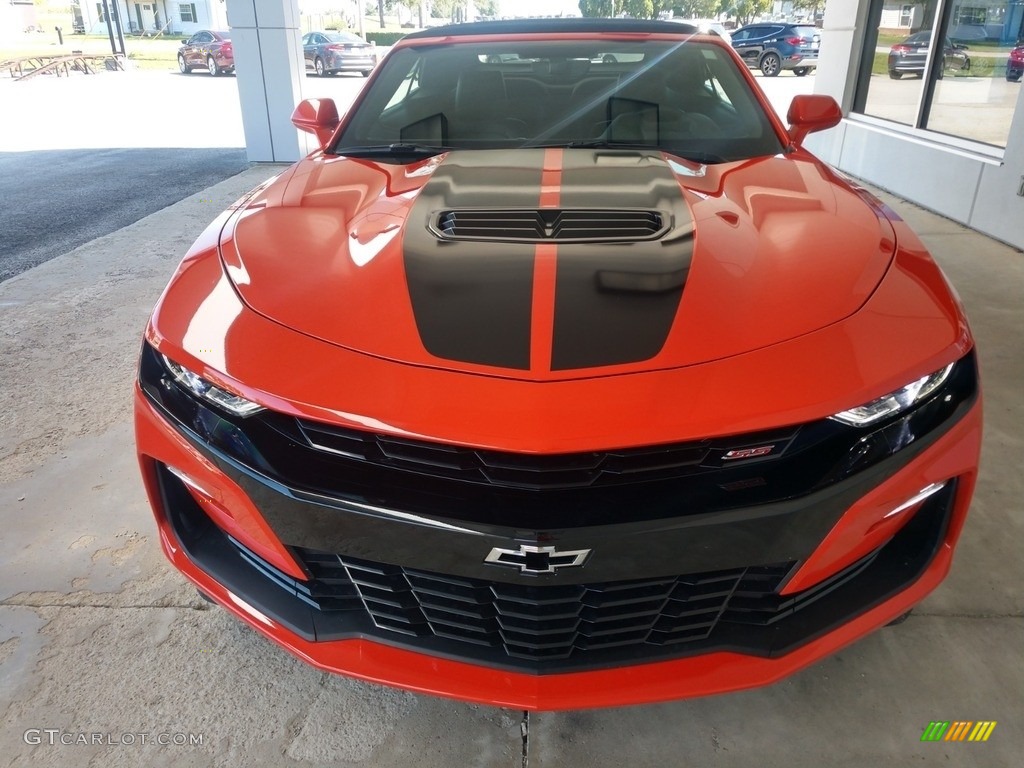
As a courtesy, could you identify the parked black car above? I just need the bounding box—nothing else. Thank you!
[730,23,820,76]
[302,30,376,77]
[888,32,970,79]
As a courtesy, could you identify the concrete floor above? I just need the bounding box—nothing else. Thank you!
[1,72,1022,767]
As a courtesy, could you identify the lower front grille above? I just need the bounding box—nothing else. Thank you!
[290,551,794,661]
[156,454,957,674]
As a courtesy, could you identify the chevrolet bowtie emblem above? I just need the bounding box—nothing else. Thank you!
[484,544,591,574]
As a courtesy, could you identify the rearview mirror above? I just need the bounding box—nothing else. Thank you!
[291,98,341,150]
[786,94,842,148]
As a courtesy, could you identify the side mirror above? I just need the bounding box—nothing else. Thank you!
[786,94,842,148]
[291,98,340,150]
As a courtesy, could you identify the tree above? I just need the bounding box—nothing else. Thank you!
[428,0,501,22]
[621,0,656,18]
[476,0,500,17]
[728,0,771,26]
[792,0,824,22]
[431,0,460,20]
[672,1,723,18]
[578,0,619,17]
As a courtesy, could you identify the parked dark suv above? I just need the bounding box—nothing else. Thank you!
[731,23,820,76]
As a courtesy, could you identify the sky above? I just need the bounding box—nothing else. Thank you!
[496,0,582,18]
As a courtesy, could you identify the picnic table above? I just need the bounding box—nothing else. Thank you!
[0,53,125,82]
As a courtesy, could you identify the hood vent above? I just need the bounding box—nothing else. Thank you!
[433,209,666,243]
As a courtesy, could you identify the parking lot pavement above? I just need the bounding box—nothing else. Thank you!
[0,148,248,282]
[0,73,1022,767]
[749,69,816,119]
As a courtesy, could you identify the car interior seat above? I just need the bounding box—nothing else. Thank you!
[453,68,526,140]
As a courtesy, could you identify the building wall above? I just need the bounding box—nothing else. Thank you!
[809,0,1024,249]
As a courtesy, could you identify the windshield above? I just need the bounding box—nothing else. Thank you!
[332,39,784,163]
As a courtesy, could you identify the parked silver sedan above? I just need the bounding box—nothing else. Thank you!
[302,30,376,77]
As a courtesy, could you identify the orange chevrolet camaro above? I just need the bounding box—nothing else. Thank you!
[135,19,982,710]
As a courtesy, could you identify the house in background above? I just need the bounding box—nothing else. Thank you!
[880,1,1024,43]
[79,0,228,36]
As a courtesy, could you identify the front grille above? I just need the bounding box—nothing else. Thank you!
[291,548,795,661]
[297,417,795,490]
[434,209,666,243]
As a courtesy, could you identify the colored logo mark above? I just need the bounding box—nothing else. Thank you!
[921,721,997,742]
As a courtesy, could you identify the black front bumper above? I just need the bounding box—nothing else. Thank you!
[141,342,975,673]
[158,460,954,673]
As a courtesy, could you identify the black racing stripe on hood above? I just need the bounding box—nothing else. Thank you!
[551,151,694,370]
[403,150,547,370]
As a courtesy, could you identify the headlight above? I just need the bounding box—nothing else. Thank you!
[830,363,954,427]
[161,355,264,417]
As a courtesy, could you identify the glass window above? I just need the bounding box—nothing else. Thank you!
[335,40,784,163]
[855,0,1021,149]
[385,59,422,110]
[180,3,196,24]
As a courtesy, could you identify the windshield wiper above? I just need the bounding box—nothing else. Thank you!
[562,139,658,150]
[334,143,453,159]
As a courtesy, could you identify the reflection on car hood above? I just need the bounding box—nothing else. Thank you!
[220,149,895,381]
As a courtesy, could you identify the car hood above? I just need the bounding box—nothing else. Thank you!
[220,149,895,381]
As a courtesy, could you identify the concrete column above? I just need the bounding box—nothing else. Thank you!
[814,0,869,111]
[804,0,871,164]
[226,0,310,162]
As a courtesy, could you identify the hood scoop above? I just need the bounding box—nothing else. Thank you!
[433,209,666,243]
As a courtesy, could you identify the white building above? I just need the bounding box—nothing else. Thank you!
[80,1,229,36]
